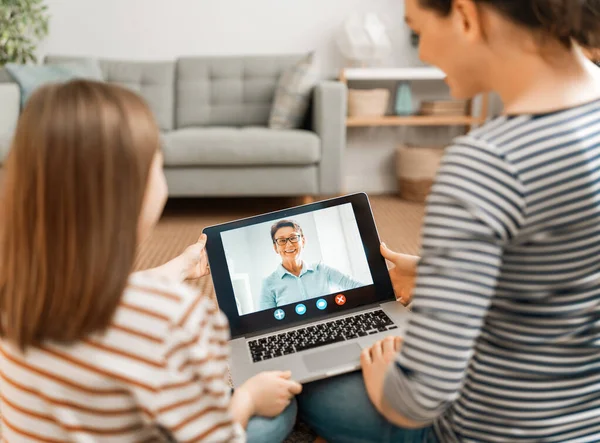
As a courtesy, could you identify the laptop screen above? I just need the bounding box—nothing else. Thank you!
[204,193,395,338]
[220,203,374,317]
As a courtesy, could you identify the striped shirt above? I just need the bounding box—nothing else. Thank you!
[384,98,600,442]
[0,273,244,442]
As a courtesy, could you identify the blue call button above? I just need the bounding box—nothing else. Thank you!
[295,304,307,315]
[316,299,328,310]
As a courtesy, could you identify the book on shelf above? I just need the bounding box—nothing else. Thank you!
[418,99,469,117]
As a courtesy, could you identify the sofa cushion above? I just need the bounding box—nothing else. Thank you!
[0,82,20,165]
[6,60,103,108]
[45,56,175,131]
[176,55,306,128]
[269,52,317,130]
[162,127,320,167]
[0,133,12,165]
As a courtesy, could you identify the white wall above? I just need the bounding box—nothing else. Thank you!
[39,0,420,77]
[314,205,372,284]
[39,0,490,193]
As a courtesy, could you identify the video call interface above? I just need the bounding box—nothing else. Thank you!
[220,204,374,320]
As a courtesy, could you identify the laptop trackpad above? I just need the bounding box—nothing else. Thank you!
[303,343,361,372]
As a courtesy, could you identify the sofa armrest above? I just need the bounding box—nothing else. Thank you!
[0,83,20,154]
[313,81,347,195]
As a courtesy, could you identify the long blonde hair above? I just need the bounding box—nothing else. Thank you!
[0,80,161,350]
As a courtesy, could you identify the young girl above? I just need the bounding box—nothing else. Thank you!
[0,81,301,442]
[299,0,600,442]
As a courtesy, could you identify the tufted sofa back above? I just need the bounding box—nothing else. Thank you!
[44,54,306,131]
[175,55,304,129]
[45,56,176,132]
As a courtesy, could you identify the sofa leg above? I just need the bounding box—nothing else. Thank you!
[301,195,315,205]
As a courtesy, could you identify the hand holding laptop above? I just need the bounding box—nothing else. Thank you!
[181,234,211,280]
[137,234,210,282]
[380,243,419,307]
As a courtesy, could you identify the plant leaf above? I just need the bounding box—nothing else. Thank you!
[0,0,49,64]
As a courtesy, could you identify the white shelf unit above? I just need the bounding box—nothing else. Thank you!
[340,67,489,127]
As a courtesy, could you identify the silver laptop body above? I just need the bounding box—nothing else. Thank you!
[204,193,411,386]
[228,301,410,386]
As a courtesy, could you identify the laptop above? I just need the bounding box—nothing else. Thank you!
[203,193,410,386]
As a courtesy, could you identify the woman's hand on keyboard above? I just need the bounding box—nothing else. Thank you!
[361,336,403,413]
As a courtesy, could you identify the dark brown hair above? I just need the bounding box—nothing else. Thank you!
[270,220,304,242]
[419,0,600,48]
[0,80,161,350]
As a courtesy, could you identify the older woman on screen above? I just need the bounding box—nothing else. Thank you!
[259,220,363,310]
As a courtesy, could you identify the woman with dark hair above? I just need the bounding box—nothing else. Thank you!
[298,1,600,441]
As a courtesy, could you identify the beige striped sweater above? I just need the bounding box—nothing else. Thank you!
[0,273,244,442]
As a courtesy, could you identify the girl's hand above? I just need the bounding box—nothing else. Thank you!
[181,234,210,280]
[136,234,209,283]
[237,371,302,417]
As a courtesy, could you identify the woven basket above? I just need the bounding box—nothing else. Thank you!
[348,89,390,117]
[397,145,445,203]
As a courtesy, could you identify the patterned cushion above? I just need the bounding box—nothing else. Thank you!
[268,53,316,130]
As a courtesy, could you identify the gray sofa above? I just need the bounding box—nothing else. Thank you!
[0,55,346,197]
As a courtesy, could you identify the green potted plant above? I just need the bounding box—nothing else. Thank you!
[0,0,50,66]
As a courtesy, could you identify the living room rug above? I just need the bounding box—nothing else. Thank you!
[134,194,425,442]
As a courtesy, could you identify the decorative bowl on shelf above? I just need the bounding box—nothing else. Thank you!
[347,88,390,118]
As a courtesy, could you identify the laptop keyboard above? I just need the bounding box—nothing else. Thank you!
[248,310,398,363]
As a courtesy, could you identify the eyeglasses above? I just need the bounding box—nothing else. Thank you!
[274,234,302,246]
